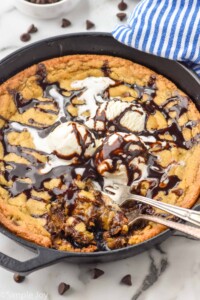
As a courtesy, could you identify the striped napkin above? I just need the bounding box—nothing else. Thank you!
[112,0,200,77]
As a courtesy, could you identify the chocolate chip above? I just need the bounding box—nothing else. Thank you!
[86,20,95,30]
[92,268,104,279]
[28,24,38,34]
[20,33,31,42]
[120,274,132,286]
[148,74,157,88]
[172,188,184,196]
[28,118,34,124]
[118,0,128,11]
[13,273,25,283]
[36,63,47,84]
[116,12,127,21]
[58,282,70,295]
[122,92,131,97]
[61,18,71,28]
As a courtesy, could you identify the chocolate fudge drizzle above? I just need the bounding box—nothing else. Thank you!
[0,62,199,251]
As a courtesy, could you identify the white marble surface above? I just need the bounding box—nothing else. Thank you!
[0,1,200,300]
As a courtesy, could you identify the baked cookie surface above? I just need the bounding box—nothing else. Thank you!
[0,54,199,252]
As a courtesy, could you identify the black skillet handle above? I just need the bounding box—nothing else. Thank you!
[0,246,69,276]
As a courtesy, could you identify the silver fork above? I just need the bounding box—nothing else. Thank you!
[102,184,200,239]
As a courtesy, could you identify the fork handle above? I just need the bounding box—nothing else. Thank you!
[128,194,200,227]
[130,214,200,239]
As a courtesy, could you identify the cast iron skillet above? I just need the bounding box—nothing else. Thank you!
[0,33,199,276]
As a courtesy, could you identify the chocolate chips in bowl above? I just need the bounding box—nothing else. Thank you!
[14,0,80,19]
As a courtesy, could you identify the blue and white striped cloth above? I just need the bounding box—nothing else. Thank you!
[112,0,200,77]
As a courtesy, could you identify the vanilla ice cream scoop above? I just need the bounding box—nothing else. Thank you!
[41,121,99,172]
[85,98,146,133]
[71,76,115,118]
[45,122,96,160]
[95,132,148,186]
[10,121,98,173]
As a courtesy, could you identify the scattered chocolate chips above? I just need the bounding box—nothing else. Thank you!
[36,63,47,85]
[28,24,38,33]
[20,33,31,42]
[148,74,157,88]
[118,0,128,11]
[26,0,61,4]
[58,282,70,295]
[13,273,26,283]
[61,18,71,28]
[86,20,95,30]
[116,12,127,21]
[172,188,184,196]
[120,274,132,286]
[20,24,38,42]
[92,268,105,279]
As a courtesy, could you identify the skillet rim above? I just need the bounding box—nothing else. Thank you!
[0,32,199,263]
